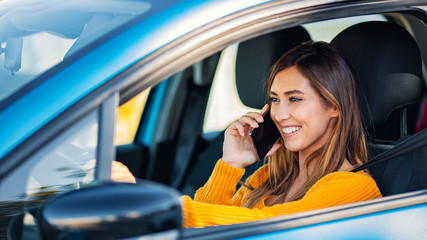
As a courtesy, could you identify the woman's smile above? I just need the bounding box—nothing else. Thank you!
[282,126,302,135]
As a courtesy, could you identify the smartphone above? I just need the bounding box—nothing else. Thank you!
[250,108,281,160]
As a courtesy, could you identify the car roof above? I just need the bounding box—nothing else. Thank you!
[0,0,278,160]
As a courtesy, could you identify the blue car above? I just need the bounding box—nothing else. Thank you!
[1,0,427,239]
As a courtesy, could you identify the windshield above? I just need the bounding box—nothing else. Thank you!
[0,0,153,103]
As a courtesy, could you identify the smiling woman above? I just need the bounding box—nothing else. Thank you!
[180,41,382,227]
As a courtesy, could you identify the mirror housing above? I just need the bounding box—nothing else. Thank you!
[39,181,182,239]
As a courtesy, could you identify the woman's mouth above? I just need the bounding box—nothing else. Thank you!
[282,126,301,134]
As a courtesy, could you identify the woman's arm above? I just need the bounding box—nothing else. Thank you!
[194,106,279,206]
[194,159,245,205]
[194,159,269,206]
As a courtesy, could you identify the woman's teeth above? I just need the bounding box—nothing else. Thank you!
[282,127,301,134]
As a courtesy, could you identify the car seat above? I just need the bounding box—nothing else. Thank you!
[331,21,426,196]
[180,26,311,196]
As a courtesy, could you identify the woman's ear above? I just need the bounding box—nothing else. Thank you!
[330,106,339,118]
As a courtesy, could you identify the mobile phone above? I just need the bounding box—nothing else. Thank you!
[250,108,281,160]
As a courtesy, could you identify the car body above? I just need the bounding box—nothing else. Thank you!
[0,0,426,239]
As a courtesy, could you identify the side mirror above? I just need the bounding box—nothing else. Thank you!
[39,181,182,239]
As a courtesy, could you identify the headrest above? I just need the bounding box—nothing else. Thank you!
[331,21,422,128]
[236,26,311,109]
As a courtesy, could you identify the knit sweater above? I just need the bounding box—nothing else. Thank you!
[181,159,382,228]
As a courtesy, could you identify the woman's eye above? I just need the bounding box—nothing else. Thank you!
[289,97,302,102]
[269,97,279,102]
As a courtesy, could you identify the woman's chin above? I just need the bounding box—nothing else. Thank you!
[283,143,302,152]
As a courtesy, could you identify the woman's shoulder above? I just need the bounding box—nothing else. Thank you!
[311,170,379,193]
[303,170,382,206]
[321,170,375,182]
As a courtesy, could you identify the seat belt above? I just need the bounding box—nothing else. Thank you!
[351,128,427,172]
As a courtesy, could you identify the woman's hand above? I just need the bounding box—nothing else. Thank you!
[222,105,273,169]
[111,161,136,183]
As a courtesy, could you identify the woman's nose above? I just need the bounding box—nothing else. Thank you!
[273,104,291,121]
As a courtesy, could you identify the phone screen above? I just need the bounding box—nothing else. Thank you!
[250,108,281,160]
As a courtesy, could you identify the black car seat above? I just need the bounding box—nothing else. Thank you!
[331,21,426,196]
[180,26,311,196]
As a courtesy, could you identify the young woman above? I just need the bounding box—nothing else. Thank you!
[180,41,382,227]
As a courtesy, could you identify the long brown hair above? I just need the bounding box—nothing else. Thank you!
[243,41,367,208]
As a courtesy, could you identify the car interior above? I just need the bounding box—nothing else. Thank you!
[116,12,427,201]
[331,20,426,196]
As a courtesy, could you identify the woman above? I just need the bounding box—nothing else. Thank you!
[180,41,382,227]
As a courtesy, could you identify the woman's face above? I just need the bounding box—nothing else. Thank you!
[269,66,338,158]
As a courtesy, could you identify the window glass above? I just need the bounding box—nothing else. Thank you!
[115,89,151,145]
[203,44,259,133]
[203,14,387,134]
[0,111,98,224]
[302,15,387,41]
[0,0,153,103]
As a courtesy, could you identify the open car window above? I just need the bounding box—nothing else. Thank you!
[203,14,388,134]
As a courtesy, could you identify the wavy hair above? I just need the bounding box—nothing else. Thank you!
[243,41,367,208]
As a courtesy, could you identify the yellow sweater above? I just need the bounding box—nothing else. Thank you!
[181,159,382,228]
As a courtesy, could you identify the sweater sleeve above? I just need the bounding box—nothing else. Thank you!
[194,159,246,205]
[182,171,382,228]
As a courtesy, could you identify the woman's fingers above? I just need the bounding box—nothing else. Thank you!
[229,109,267,137]
[266,143,282,157]
[223,110,268,169]
[260,104,269,115]
[232,120,246,136]
[111,161,136,183]
[227,107,269,136]
[240,111,265,124]
[239,115,259,128]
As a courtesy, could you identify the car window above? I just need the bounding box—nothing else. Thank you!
[203,14,387,134]
[0,111,98,234]
[0,0,185,105]
[302,14,387,42]
[115,89,151,145]
[203,43,259,134]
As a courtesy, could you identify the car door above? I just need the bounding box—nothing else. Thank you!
[0,99,112,239]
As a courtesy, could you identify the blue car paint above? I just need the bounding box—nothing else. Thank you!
[0,0,272,160]
[239,202,427,239]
